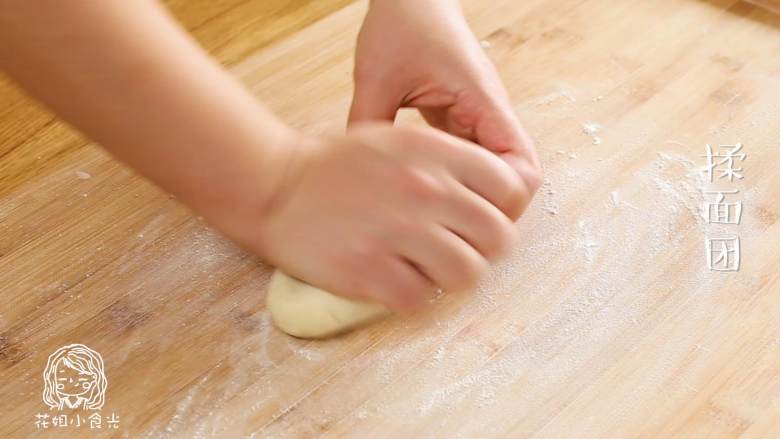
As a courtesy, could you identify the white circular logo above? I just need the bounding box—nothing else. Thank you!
[42,344,107,411]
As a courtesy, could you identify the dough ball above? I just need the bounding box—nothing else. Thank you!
[266,270,390,339]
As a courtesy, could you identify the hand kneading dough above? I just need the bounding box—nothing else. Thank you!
[266,270,390,339]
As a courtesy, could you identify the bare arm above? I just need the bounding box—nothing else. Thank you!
[0,0,294,229]
[0,0,537,312]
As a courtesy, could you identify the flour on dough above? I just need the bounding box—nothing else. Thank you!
[266,271,390,339]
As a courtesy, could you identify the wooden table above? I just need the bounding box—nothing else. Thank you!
[1,0,779,437]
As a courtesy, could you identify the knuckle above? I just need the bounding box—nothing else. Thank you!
[407,280,432,299]
[459,193,490,221]
[344,236,383,275]
[386,214,419,239]
[481,220,514,259]
[450,252,487,291]
[374,273,421,311]
[352,235,380,260]
[461,201,512,258]
[499,166,525,200]
[336,263,374,300]
[523,163,544,194]
[394,275,428,301]
[501,171,532,221]
[400,167,447,202]
[375,278,403,300]
[406,126,457,155]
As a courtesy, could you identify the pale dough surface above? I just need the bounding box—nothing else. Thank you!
[266,270,391,339]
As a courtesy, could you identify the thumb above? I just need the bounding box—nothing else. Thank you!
[347,84,400,127]
[476,108,542,192]
[476,108,539,167]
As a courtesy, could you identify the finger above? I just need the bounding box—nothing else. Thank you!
[437,181,516,260]
[426,130,529,221]
[396,224,487,294]
[476,106,541,170]
[419,107,477,142]
[367,255,435,313]
[459,148,529,221]
[499,149,543,197]
[475,110,542,200]
[348,84,400,127]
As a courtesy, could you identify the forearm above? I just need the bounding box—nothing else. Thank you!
[0,0,294,220]
[370,0,461,8]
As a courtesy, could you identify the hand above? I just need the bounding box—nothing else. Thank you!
[247,123,529,313]
[350,0,542,195]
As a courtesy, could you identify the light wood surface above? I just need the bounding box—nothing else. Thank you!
[1,0,779,437]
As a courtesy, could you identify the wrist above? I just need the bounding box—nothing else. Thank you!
[365,0,470,39]
[180,123,304,247]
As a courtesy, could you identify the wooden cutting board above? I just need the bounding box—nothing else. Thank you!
[1,0,779,437]
[747,0,780,13]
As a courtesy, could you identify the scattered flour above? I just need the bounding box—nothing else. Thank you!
[576,220,600,263]
[582,122,601,135]
[582,122,603,146]
[609,190,620,207]
[286,341,324,362]
[541,179,560,216]
[534,87,578,106]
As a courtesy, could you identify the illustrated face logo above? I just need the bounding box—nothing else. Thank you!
[42,344,107,411]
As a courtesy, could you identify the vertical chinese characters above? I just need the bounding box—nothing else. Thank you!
[701,144,746,271]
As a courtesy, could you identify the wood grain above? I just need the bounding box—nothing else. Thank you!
[1,0,779,437]
[746,0,780,13]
